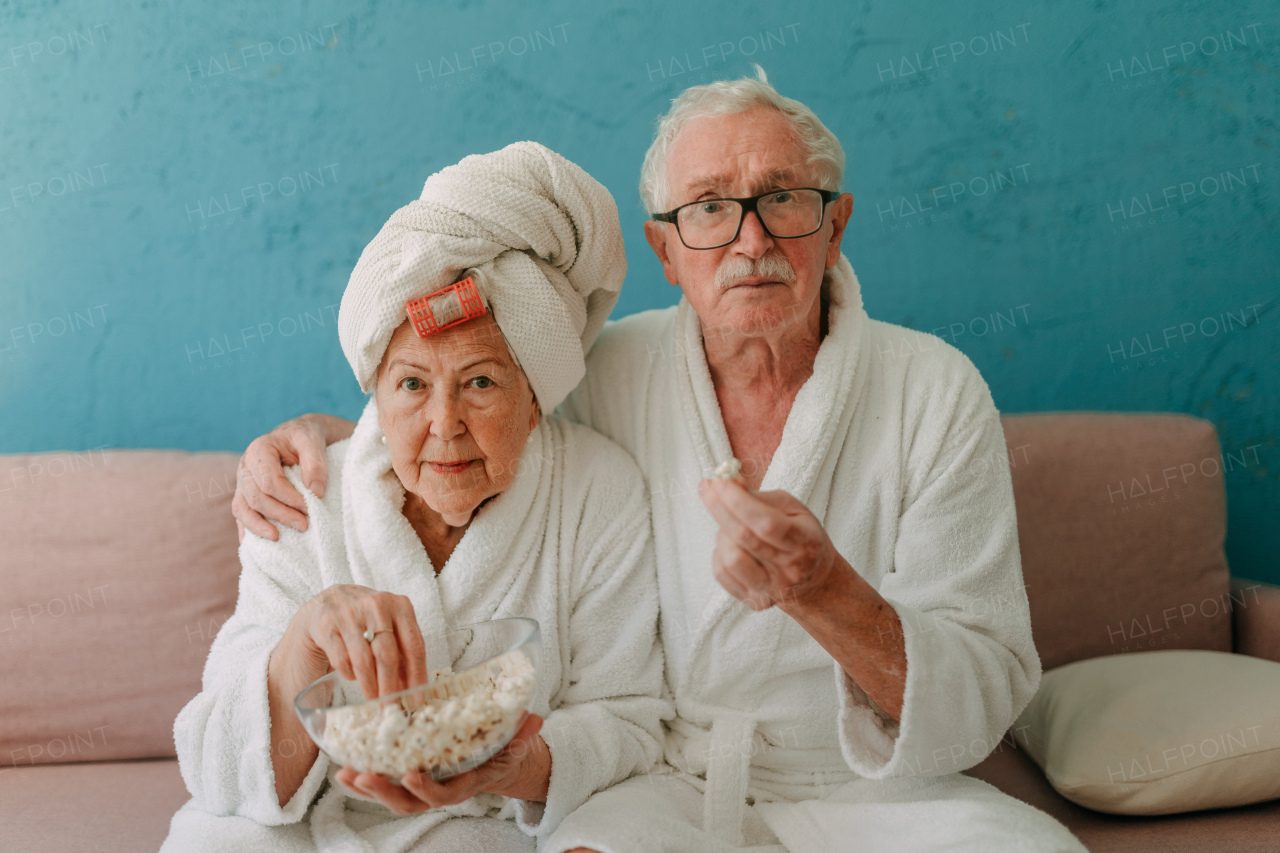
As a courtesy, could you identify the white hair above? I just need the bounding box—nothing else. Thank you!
[639,64,845,214]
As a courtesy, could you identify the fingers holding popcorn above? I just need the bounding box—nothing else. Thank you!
[698,476,839,611]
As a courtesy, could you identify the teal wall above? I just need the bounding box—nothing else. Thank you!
[2,1,1276,582]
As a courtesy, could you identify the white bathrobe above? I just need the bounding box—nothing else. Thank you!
[163,401,669,853]
[550,256,1087,853]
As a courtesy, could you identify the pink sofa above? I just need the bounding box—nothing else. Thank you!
[2,413,1277,851]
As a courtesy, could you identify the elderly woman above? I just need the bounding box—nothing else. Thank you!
[161,142,668,853]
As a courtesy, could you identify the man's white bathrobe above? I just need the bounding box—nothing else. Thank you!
[551,256,1087,853]
[162,402,669,853]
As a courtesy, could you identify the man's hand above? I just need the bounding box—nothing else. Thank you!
[233,414,355,542]
[697,477,839,611]
[698,476,906,720]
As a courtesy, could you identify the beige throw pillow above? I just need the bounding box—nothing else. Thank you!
[1014,650,1280,815]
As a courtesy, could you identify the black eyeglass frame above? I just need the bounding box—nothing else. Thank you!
[650,187,840,250]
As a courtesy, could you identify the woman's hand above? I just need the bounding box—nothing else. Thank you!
[281,584,429,700]
[233,414,355,542]
[697,477,841,612]
[334,714,552,814]
[267,584,427,808]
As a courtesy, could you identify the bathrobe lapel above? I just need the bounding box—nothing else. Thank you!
[433,421,551,628]
[342,400,449,636]
[673,256,868,691]
[758,255,866,515]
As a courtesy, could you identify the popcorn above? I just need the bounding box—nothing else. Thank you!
[322,652,536,777]
[712,458,743,481]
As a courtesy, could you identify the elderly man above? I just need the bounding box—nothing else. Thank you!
[234,70,1086,852]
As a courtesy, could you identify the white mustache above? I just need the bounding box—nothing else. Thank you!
[715,252,797,291]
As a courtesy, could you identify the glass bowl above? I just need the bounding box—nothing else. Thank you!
[294,617,541,782]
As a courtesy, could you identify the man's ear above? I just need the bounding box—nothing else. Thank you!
[528,388,540,433]
[643,221,681,286]
[825,193,854,269]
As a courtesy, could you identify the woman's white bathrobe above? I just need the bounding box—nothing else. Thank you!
[551,256,1087,853]
[163,402,669,853]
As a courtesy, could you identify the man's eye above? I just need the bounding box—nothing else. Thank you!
[699,202,723,214]
[471,376,494,389]
[768,192,793,204]
[400,377,424,391]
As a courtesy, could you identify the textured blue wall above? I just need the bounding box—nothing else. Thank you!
[2,1,1276,582]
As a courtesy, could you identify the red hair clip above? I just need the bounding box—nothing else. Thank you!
[404,276,486,338]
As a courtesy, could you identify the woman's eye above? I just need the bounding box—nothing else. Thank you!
[471,376,494,390]
[400,377,424,391]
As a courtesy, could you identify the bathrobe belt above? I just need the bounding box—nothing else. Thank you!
[705,712,756,846]
[667,713,859,846]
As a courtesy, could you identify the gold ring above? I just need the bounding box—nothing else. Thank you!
[362,627,394,643]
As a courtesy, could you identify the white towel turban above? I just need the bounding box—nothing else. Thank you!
[338,141,627,413]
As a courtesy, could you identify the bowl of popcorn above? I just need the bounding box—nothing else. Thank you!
[294,617,541,782]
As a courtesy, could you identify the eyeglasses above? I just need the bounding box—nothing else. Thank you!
[650,187,839,250]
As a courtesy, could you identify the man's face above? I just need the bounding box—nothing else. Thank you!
[643,106,853,343]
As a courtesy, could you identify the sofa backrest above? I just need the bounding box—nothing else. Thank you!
[999,413,1233,670]
[0,450,241,769]
[0,413,1241,765]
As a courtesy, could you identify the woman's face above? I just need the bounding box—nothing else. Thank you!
[374,314,538,527]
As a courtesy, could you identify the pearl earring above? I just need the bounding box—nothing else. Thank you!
[380,435,387,445]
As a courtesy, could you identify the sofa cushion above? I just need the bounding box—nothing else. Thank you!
[0,450,241,766]
[1014,650,1280,815]
[0,758,189,853]
[1000,414,1232,670]
[964,741,1280,853]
